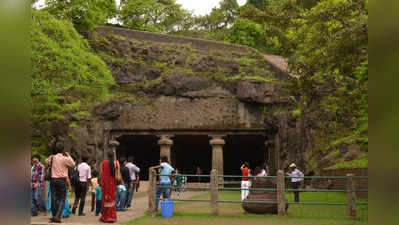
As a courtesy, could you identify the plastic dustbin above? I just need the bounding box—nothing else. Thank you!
[161,200,174,217]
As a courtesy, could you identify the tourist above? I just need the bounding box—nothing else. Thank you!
[152,156,174,211]
[255,166,264,177]
[175,169,183,195]
[286,163,304,202]
[94,184,102,216]
[261,162,269,176]
[120,159,131,209]
[99,150,120,223]
[125,156,140,208]
[90,170,99,213]
[115,180,127,211]
[196,167,202,183]
[31,154,46,216]
[46,177,72,218]
[181,173,187,192]
[45,144,75,223]
[240,162,251,201]
[72,155,91,216]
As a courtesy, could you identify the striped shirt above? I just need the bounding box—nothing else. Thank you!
[31,162,44,189]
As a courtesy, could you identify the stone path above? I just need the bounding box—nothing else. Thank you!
[31,191,204,225]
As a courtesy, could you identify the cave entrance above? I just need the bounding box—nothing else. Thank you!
[224,135,267,180]
[116,135,159,180]
[172,135,211,183]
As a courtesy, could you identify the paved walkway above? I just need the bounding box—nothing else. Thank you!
[31,191,204,225]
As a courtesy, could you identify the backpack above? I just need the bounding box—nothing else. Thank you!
[69,166,80,187]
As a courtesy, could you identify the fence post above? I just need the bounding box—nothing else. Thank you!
[148,168,157,217]
[277,170,286,216]
[347,173,356,219]
[210,169,219,215]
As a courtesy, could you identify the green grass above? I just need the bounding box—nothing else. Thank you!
[125,191,368,225]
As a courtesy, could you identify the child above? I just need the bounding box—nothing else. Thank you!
[94,184,102,216]
[115,181,127,211]
[90,170,99,212]
[175,169,183,195]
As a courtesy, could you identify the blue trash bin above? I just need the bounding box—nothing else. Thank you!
[161,200,174,217]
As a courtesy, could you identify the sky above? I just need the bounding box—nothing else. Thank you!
[176,0,247,16]
[36,0,248,16]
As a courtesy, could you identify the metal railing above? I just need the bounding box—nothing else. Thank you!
[148,170,368,219]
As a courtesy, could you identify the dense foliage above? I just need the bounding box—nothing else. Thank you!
[31,0,368,168]
[45,0,117,31]
[118,0,191,32]
[31,10,115,156]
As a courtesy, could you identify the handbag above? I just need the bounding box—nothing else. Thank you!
[45,157,53,181]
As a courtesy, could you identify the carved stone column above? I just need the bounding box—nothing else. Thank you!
[157,135,174,163]
[108,140,120,160]
[210,135,225,184]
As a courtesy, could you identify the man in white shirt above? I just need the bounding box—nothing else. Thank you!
[125,156,140,208]
[286,163,304,202]
[72,155,91,216]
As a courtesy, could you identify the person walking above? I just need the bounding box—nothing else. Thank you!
[286,163,304,202]
[115,180,127,211]
[120,159,131,209]
[45,144,75,223]
[46,177,73,218]
[151,156,174,211]
[240,162,251,201]
[31,154,46,216]
[175,169,183,195]
[90,170,99,213]
[99,150,120,223]
[94,184,102,216]
[261,162,269,176]
[72,155,91,216]
[125,156,140,208]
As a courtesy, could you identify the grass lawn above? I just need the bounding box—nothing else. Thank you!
[125,191,368,225]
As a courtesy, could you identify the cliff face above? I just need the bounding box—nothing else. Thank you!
[50,27,322,175]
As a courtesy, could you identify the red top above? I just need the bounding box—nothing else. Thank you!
[241,167,250,181]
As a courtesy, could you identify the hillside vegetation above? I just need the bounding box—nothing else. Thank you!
[31,0,368,170]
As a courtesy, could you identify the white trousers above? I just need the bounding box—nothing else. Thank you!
[241,181,250,201]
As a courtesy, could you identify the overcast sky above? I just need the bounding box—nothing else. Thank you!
[176,0,247,15]
[36,0,247,16]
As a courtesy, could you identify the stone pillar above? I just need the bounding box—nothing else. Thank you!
[210,135,225,185]
[157,135,173,163]
[266,140,276,176]
[108,140,120,159]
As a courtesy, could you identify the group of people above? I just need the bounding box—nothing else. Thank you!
[240,162,304,202]
[31,145,141,223]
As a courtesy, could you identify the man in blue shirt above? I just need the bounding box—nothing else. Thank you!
[152,156,174,211]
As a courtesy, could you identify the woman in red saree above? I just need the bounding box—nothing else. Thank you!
[99,150,120,223]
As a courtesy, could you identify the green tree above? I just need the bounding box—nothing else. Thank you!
[226,18,265,48]
[31,9,115,156]
[118,0,189,32]
[45,0,117,31]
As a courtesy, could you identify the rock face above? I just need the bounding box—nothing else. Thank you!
[46,27,323,174]
[242,177,288,214]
